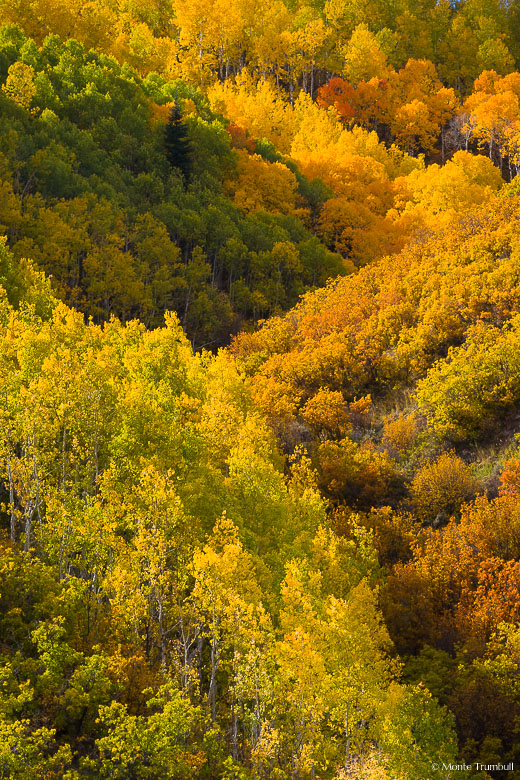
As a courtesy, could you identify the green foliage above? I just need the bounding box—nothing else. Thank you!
[4,3,520,776]
[417,317,520,442]
[0,237,55,316]
[164,104,192,181]
[88,686,215,779]
[381,685,460,780]
[0,718,72,779]
[0,284,461,777]
[0,28,348,346]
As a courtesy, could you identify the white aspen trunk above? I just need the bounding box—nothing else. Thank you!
[345,702,351,772]
[6,449,16,543]
[208,614,220,721]
[62,423,67,489]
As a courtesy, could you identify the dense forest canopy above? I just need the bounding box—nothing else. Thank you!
[2,1,520,778]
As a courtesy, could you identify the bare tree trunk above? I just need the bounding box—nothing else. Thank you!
[183,289,191,332]
[62,424,67,489]
[23,502,33,553]
[345,702,351,773]
[32,452,41,526]
[208,616,220,721]
[93,409,99,492]
[231,677,238,760]
[6,449,16,543]
[60,513,73,579]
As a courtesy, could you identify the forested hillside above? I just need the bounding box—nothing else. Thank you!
[2,1,520,778]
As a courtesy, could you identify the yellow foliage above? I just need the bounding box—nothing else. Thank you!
[410,451,477,522]
[208,71,295,152]
[316,438,396,508]
[2,62,36,110]
[250,373,303,427]
[382,412,418,455]
[226,149,298,215]
[300,388,350,437]
[396,150,502,226]
[462,71,520,164]
[349,394,372,423]
[341,24,390,85]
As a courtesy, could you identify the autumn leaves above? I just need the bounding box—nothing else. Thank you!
[0,265,464,777]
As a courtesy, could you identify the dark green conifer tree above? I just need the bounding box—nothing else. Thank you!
[164,104,192,183]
